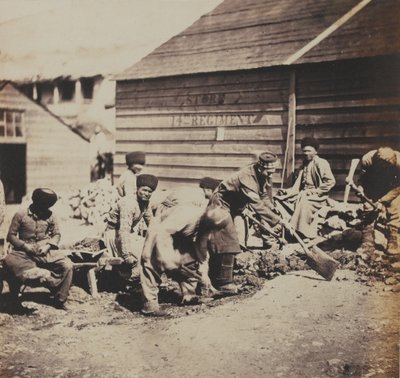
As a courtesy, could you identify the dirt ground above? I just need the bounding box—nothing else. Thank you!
[0,218,399,378]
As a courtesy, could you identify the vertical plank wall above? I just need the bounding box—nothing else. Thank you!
[115,68,290,190]
[296,56,400,197]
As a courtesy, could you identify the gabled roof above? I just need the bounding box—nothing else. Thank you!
[0,81,89,142]
[116,0,400,80]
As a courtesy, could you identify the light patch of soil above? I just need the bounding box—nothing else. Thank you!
[0,270,398,378]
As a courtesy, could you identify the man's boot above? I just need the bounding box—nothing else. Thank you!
[387,225,400,266]
[141,301,170,317]
[356,222,375,258]
[214,253,238,295]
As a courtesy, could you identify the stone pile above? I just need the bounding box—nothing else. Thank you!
[67,178,118,226]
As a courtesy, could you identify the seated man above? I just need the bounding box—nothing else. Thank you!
[140,204,221,316]
[4,188,73,311]
[277,137,336,239]
[357,147,400,263]
[103,174,158,279]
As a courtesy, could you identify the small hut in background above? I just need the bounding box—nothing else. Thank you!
[0,82,90,203]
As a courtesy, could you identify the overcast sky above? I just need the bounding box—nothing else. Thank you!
[0,0,59,23]
[0,0,222,79]
[0,0,219,24]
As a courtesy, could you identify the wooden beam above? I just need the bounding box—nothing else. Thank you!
[284,0,373,65]
[281,70,296,187]
[87,268,99,298]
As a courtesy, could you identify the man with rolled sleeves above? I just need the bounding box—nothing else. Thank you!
[196,152,284,294]
[4,188,73,310]
[116,151,146,197]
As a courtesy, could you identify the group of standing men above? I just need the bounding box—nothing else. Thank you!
[1,138,399,315]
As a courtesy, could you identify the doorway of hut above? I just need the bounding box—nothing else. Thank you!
[0,144,26,204]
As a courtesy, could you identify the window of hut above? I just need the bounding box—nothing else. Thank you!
[59,80,75,101]
[38,82,54,104]
[81,77,94,100]
[20,84,33,99]
[0,109,25,139]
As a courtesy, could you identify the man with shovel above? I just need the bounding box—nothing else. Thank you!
[357,147,400,264]
[196,151,338,285]
[195,152,290,294]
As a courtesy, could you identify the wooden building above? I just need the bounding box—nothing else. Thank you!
[0,82,90,203]
[114,0,400,197]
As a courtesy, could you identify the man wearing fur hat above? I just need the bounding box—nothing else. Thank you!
[358,147,400,262]
[104,174,158,278]
[116,151,146,197]
[4,188,73,311]
[277,137,335,239]
[196,151,284,295]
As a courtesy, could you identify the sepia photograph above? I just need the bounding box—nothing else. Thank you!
[0,0,399,377]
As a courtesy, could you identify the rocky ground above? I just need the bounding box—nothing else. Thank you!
[0,216,399,377]
[0,269,398,378]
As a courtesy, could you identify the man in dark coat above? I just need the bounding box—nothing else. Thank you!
[4,188,73,310]
[196,152,284,294]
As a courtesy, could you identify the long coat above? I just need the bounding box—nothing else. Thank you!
[200,164,280,255]
[289,156,335,238]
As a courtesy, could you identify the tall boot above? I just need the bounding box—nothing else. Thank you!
[356,222,375,258]
[214,253,238,295]
[387,225,400,265]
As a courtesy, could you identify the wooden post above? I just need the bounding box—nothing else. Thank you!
[87,268,99,298]
[53,85,60,104]
[75,80,83,104]
[281,70,296,187]
[33,83,38,101]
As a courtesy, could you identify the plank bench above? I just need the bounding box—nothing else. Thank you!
[0,251,123,299]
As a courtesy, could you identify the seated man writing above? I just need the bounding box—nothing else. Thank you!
[276,137,336,239]
[4,188,73,311]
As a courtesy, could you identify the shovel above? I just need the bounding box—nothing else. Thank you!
[243,211,339,281]
[345,180,377,209]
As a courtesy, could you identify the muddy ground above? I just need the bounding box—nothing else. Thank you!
[0,217,399,378]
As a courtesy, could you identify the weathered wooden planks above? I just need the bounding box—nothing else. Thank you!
[0,83,90,194]
[115,55,400,196]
